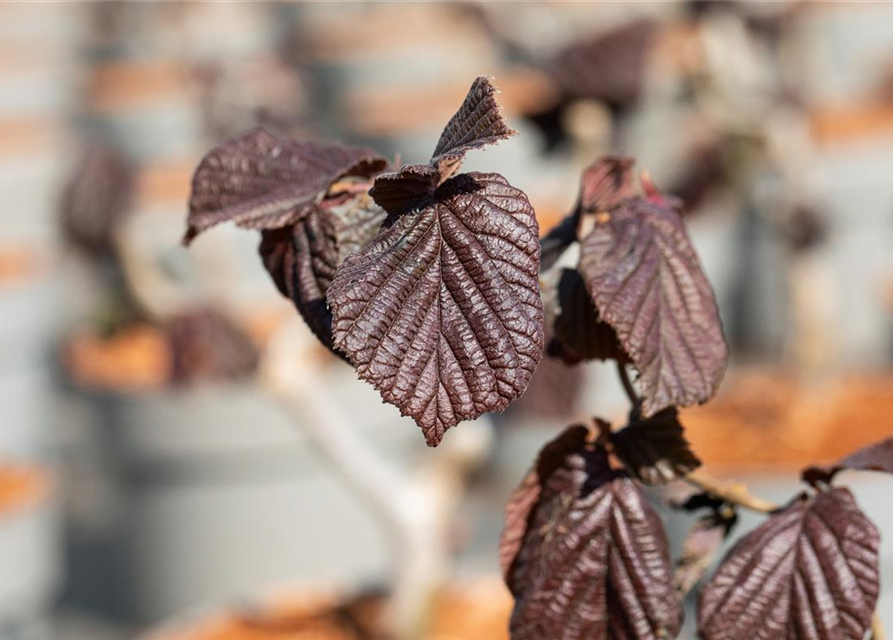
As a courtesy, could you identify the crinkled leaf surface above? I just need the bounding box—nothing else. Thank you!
[185,128,386,242]
[259,193,386,350]
[579,197,727,417]
[328,77,543,446]
[611,406,701,485]
[370,76,516,216]
[501,425,683,640]
[698,488,880,640]
[802,435,893,487]
[328,174,543,445]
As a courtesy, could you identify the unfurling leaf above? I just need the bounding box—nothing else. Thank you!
[543,268,627,365]
[611,407,701,485]
[672,494,737,597]
[698,488,880,640]
[259,193,386,349]
[579,196,727,417]
[184,128,386,243]
[184,128,388,352]
[802,435,893,487]
[328,77,543,446]
[501,425,683,640]
[539,156,636,272]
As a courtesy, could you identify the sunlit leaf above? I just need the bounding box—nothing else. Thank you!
[501,425,683,640]
[698,488,880,640]
[185,128,386,243]
[329,77,543,445]
[579,197,728,417]
[802,435,893,487]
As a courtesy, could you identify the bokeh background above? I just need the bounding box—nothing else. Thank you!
[1,2,893,639]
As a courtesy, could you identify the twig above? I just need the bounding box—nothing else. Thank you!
[684,470,779,514]
[616,361,640,407]
[873,612,885,640]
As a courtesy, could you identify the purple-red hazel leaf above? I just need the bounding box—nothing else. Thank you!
[166,309,259,383]
[802,435,893,487]
[60,141,134,256]
[327,173,543,446]
[543,267,628,365]
[698,488,880,640]
[259,193,386,351]
[552,19,657,109]
[578,196,728,417]
[611,406,701,485]
[185,128,386,243]
[501,425,683,640]
[369,76,516,216]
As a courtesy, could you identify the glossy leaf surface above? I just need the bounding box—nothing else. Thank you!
[501,426,683,640]
[329,77,543,445]
[579,197,727,416]
[698,488,880,640]
[185,128,386,242]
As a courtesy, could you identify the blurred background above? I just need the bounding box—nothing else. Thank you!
[1,2,893,639]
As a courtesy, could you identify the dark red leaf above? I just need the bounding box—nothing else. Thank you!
[698,488,880,640]
[539,157,636,273]
[328,77,542,446]
[369,76,516,216]
[60,141,134,256]
[673,495,737,597]
[578,197,728,417]
[185,128,386,243]
[611,407,701,485]
[501,425,683,640]
[539,213,578,272]
[802,435,893,487]
[553,19,657,109]
[543,267,628,365]
[577,155,637,215]
[166,309,259,383]
[328,173,543,446]
[259,193,386,350]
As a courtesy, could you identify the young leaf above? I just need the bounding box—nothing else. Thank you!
[543,268,627,365]
[802,435,893,487]
[184,128,386,243]
[259,193,386,350]
[501,425,683,640]
[539,156,636,272]
[370,75,517,216]
[578,196,728,417]
[698,488,880,640]
[328,77,544,446]
[611,407,701,485]
[672,494,737,597]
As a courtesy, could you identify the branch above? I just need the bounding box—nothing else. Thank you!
[683,470,779,514]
